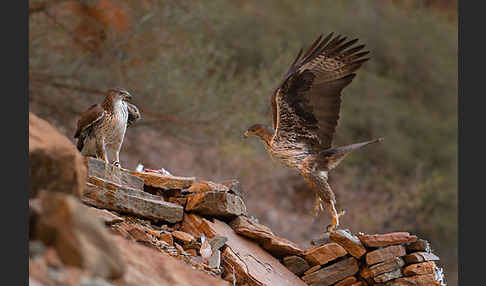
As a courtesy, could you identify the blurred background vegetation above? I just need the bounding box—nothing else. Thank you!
[29,0,457,284]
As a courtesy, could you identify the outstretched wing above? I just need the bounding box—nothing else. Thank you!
[126,102,141,127]
[74,104,105,138]
[271,33,369,149]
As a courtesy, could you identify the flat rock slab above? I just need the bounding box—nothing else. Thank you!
[261,236,304,258]
[229,216,304,258]
[87,157,144,190]
[87,207,124,225]
[172,231,195,245]
[384,273,441,286]
[334,276,357,286]
[188,181,229,193]
[366,245,406,266]
[183,215,307,286]
[405,239,431,253]
[402,261,436,276]
[374,268,403,283]
[301,257,359,286]
[304,242,347,266]
[330,230,367,259]
[229,216,303,257]
[124,169,195,190]
[82,182,183,223]
[282,256,310,276]
[229,216,274,240]
[403,252,440,264]
[186,191,247,218]
[361,257,405,279]
[358,232,417,248]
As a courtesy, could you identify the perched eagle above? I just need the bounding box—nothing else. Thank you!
[244,33,383,232]
[74,88,141,168]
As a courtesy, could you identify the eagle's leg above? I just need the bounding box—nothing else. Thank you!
[112,142,122,168]
[312,194,324,217]
[325,200,346,233]
[113,150,121,168]
[96,136,109,164]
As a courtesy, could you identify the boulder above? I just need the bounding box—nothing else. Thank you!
[29,112,87,198]
[34,191,125,279]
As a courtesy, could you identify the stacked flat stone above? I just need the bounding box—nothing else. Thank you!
[80,158,446,286]
[280,231,445,286]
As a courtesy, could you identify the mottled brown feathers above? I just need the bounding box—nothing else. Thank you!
[271,32,369,149]
[74,104,105,139]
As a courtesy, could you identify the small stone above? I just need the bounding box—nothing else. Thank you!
[304,242,347,266]
[403,261,436,276]
[360,257,405,279]
[125,170,195,190]
[358,232,417,248]
[405,239,431,253]
[330,229,367,259]
[172,231,195,245]
[366,245,406,266]
[186,191,247,218]
[301,257,359,286]
[207,249,221,269]
[373,268,403,283]
[208,235,228,251]
[159,232,174,246]
[282,256,310,276]
[403,252,440,264]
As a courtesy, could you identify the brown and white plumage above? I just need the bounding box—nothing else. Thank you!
[74,88,141,168]
[245,33,383,232]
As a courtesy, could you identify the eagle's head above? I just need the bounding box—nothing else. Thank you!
[244,124,273,142]
[107,88,133,102]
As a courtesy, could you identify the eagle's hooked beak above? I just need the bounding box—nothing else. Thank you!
[244,130,250,138]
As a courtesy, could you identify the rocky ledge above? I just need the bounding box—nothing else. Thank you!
[29,112,446,286]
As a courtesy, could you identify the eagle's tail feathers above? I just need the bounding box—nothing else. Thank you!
[323,137,383,170]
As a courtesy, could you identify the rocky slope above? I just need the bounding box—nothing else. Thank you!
[29,112,446,286]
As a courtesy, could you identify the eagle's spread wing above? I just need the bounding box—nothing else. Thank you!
[74,104,105,139]
[271,33,369,149]
[126,102,141,127]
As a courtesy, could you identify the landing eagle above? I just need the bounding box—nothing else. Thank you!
[245,33,383,232]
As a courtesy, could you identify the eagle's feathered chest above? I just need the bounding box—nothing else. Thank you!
[264,137,312,169]
[98,101,129,145]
